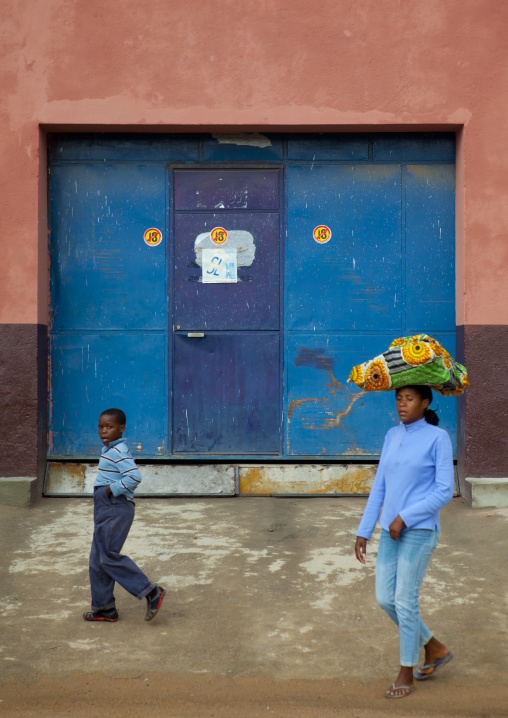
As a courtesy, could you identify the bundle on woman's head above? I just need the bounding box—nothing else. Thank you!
[348,334,468,396]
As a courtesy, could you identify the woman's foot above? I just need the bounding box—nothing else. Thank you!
[384,666,414,698]
[384,683,415,698]
[414,637,452,679]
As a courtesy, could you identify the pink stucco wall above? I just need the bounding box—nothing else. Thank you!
[1,0,507,327]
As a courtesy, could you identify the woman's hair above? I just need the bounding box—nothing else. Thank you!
[396,385,439,425]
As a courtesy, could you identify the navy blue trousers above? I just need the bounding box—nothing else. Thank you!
[89,486,153,612]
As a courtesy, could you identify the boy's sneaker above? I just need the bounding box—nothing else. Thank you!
[83,608,119,622]
[145,585,166,621]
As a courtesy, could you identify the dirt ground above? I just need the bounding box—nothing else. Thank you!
[0,496,507,717]
[2,673,508,718]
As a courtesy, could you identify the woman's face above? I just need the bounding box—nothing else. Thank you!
[395,388,430,425]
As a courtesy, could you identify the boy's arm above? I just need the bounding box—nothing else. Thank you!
[108,447,142,497]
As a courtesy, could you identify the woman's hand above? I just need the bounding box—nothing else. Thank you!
[389,515,405,540]
[355,536,367,564]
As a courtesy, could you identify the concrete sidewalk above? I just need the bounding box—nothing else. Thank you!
[0,496,507,717]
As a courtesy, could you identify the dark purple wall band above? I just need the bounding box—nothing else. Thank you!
[1,324,507,502]
[457,324,508,487]
[0,324,47,486]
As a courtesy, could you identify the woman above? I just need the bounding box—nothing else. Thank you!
[355,385,454,698]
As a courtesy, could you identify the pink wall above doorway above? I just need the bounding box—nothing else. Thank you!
[1,0,508,327]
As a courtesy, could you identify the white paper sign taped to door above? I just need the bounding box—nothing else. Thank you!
[202,248,238,283]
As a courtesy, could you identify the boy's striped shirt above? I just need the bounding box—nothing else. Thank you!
[94,438,142,501]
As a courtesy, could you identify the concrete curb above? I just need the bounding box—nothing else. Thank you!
[0,476,39,507]
[465,476,508,508]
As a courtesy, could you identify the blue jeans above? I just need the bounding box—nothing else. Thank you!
[375,528,439,667]
[89,487,154,612]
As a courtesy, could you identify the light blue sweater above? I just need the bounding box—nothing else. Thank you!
[356,417,454,540]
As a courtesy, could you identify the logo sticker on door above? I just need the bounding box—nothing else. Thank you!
[144,228,162,246]
[313,225,332,244]
[211,227,228,245]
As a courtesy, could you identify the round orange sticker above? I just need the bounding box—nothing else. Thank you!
[211,227,228,245]
[313,225,332,244]
[144,228,162,246]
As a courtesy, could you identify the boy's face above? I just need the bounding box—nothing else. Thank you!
[98,415,125,446]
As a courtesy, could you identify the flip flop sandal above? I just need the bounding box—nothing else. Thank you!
[384,683,415,699]
[83,608,119,622]
[414,650,453,680]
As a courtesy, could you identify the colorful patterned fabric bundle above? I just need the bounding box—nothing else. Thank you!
[348,334,469,396]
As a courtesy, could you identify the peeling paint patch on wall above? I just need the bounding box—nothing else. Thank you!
[194,229,256,268]
[212,133,272,148]
[239,464,376,495]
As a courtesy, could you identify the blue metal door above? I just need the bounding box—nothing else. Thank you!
[284,137,456,458]
[48,163,168,457]
[48,133,456,467]
[172,168,282,454]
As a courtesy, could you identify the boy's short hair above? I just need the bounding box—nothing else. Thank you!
[100,408,126,425]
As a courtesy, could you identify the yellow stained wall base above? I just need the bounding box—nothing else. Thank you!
[239,465,376,495]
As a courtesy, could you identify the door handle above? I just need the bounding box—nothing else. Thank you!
[187,332,205,338]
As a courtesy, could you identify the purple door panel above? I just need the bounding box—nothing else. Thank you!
[174,213,280,330]
[172,167,282,455]
[173,333,280,454]
[174,169,279,211]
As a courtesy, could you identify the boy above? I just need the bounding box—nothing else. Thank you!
[83,408,165,622]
